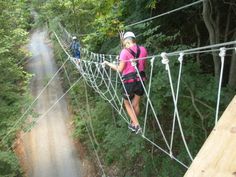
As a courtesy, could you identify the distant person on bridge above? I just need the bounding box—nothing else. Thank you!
[103,31,148,134]
[70,36,81,64]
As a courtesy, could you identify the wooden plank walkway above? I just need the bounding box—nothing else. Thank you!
[184,96,236,177]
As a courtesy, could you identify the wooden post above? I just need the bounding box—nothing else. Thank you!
[184,96,236,177]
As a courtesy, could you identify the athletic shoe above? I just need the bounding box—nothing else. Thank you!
[128,124,136,132]
[135,125,142,134]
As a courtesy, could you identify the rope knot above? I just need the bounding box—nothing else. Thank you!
[131,59,137,67]
[219,47,226,58]
[169,151,173,159]
[161,52,169,70]
[150,57,155,67]
[101,62,106,68]
[178,52,184,63]
[161,52,169,64]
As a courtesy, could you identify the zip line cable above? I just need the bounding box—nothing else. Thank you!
[1,58,70,144]
[57,0,203,39]
[125,0,204,28]
[7,76,83,151]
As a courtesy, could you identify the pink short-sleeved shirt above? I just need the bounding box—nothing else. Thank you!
[119,45,148,76]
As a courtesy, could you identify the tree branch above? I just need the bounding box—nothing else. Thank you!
[202,0,221,78]
[223,0,236,6]
[224,5,232,42]
[194,24,201,65]
[181,95,215,111]
[183,82,208,138]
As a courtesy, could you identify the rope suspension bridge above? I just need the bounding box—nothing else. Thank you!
[53,22,236,170]
[1,0,236,176]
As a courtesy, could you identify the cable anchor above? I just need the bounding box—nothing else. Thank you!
[161,52,169,70]
[178,52,184,63]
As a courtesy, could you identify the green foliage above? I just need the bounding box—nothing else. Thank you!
[0,0,32,176]
[0,151,22,177]
[42,0,235,176]
[1,0,234,175]
[0,0,32,143]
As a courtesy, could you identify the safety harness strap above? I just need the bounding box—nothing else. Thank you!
[122,46,146,81]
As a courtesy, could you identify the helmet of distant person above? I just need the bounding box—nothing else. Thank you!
[123,31,135,39]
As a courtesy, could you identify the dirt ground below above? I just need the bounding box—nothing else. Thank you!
[14,29,98,177]
[15,121,98,177]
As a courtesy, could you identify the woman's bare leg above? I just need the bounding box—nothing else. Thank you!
[124,99,139,126]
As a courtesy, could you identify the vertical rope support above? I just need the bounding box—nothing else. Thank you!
[114,56,120,92]
[133,60,170,150]
[1,58,70,144]
[169,52,184,157]
[143,57,155,136]
[108,55,112,81]
[161,52,193,160]
[215,47,226,125]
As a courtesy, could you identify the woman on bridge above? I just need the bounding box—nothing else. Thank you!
[103,31,148,134]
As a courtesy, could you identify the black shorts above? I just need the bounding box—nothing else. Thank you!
[122,81,144,100]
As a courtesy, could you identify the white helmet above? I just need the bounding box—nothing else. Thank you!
[72,36,77,40]
[123,31,135,39]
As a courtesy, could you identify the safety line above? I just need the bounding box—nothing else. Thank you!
[161,52,193,160]
[1,58,69,144]
[215,47,226,125]
[7,76,82,151]
[125,0,203,28]
[169,53,184,157]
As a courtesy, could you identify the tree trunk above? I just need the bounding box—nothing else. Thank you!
[228,31,236,89]
[194,24,201,66]
[71,0,79,33]
[229,51,236,89]
[224,5,231,42]
[202,0,221,78]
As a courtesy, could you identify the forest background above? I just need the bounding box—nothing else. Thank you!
[0,0,235,176]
